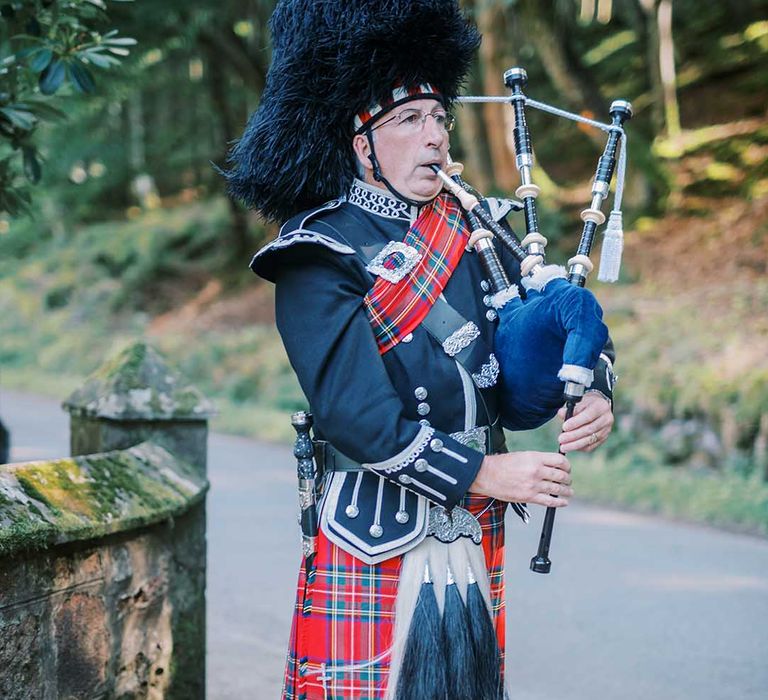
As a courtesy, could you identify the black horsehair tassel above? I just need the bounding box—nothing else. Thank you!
[441,565,478,700]
[466,564,504,700]
[395,564,446,700]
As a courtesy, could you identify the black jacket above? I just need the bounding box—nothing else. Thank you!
[251,179,614,563]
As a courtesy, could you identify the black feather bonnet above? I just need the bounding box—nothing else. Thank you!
[219,0,481,223]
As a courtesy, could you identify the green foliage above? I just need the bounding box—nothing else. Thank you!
[0,0,135,215]
[574,446,768,537]
[0,197,296,440]
[508,421,768,536]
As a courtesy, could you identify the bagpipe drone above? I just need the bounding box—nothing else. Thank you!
[431,67,632,574]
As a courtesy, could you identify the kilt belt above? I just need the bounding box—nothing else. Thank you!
[312,424,512,565]
[314,423,505,475]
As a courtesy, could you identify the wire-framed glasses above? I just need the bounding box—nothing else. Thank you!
[371,107,456,134]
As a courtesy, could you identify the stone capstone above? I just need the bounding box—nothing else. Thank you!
[63,342,215,421]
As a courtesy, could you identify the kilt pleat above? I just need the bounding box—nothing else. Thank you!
[281,496,507,700]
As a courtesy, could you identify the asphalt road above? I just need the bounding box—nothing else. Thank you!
[4,390,768,700]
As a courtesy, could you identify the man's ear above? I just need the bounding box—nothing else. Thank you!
[352,134,373,175]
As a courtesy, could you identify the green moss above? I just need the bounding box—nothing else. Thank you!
[0,442,207,557]
[0,519,56,556]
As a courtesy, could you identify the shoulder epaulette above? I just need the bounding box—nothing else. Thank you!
[249,199,355,282]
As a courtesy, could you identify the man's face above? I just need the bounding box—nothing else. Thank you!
[353,98,450,201]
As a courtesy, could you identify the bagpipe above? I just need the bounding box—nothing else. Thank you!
[290,68,631,578]
[431,67,632,574]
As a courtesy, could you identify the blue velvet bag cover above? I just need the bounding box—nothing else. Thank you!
[495,278,609,431]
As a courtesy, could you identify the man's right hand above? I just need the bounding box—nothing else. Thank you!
[469,451,573,507]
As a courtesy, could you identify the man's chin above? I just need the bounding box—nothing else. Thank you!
[409,181,443,202]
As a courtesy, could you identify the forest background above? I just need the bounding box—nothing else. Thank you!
[1,0,767,534]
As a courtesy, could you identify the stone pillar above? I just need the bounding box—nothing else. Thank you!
[43,340,214,698]
[63,342,215,478]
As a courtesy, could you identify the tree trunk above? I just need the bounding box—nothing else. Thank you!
[456,57,493,193]
[476,0,518,193]
[205,48,255,266]
[517,0,607,148]
[633,0,665,133]
[198,26,267,95]
[657,0,682,139]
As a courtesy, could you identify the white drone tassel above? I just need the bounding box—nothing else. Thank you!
[597,209,624,283]
[598,133,628,283]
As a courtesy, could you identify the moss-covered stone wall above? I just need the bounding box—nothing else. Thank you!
[0,442,208,699]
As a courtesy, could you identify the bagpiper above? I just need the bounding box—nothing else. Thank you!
[219,1,616,698]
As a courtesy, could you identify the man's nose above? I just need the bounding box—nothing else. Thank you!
[422,115,446,148]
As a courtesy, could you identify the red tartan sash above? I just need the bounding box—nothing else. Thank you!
[364,194,469,354]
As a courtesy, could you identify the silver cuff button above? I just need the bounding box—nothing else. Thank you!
[417,402,431,416]
[486,309,498,322]
[414,386,428,400]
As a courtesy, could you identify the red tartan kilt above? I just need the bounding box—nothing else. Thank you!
[282,495,507,700]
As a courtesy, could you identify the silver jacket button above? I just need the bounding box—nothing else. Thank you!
[414,386,428,400]
[369,524,384,538]
[481,279,490,292]
[414,458,429,472]
[401,333,414,343]
[483,294,493,307]
[430,438,444,452]
[417,402,431,416]
[345,505,359,518]
[395,510,410,524]
[399,474,412,484]
[486,309,498,322]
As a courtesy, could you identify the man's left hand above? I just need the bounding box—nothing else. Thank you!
[557,392,614,453]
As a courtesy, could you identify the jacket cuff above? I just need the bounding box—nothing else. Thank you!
[363,425,484,510]
[590,353,617,407]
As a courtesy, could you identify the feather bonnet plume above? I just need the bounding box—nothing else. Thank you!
[217,0,481,223]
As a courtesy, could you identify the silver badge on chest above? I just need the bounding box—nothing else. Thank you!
[366,241,422,284]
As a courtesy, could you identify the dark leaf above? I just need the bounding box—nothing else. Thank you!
[39,59,66,95]
[25,17,42,37]
[29,48,54,73]
[0,189,31,217]
[81,51,121,69]
[69,61,96,94]
[0,106,36,131]
[23,98,67,121]
[22,146,42,184]
[15,48,38,60]
[101,37,137,46]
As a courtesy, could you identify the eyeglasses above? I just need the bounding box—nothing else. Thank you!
[371,107,456,134]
